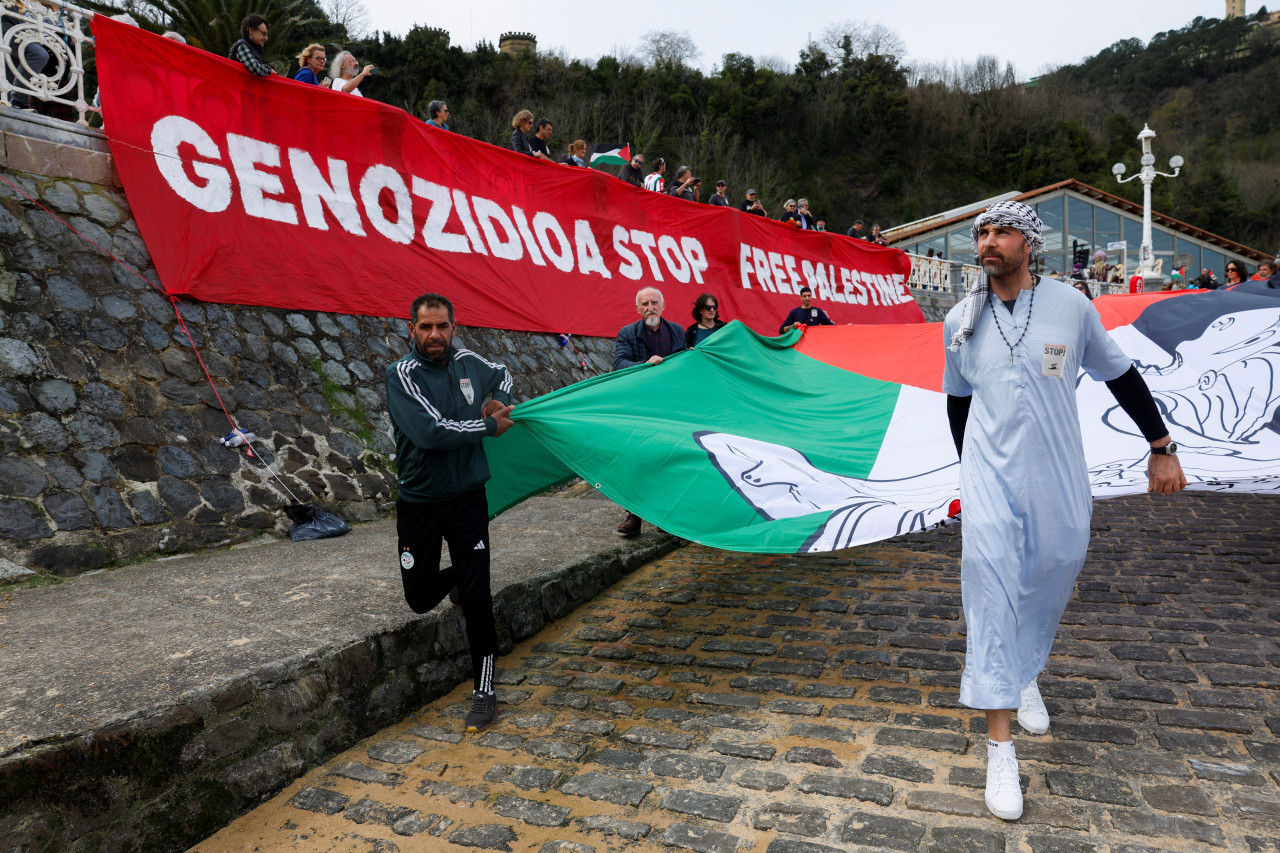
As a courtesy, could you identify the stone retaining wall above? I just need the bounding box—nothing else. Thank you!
[0,534,680,852]
[0,133,614,577]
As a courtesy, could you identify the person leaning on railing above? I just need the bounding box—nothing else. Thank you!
[425,100,450,130]
[294,43,326,84]
[229,14,275,76]
[330,50,375,95]
[1,0,54,109]
[510,109,536,156]
[562,139,587,166]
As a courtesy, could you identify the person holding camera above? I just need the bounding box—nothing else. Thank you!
[669,165,699,202]
[779,199,803,227]
[798,199,817,230]
[330,50,375,96]
[740,188,766,217]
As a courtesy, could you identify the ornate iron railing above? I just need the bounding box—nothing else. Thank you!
[905,253,981,296]
[1,0,96,125]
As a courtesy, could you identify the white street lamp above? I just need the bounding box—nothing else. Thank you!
[1112,124,1183,281]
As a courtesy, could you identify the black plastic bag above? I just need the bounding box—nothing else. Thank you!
[285,503,351,542]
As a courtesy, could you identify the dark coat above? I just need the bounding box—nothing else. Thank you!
[685,319,727,348]
[614,318,687,370]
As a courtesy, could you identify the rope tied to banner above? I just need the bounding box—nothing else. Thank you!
[556,333,598,375]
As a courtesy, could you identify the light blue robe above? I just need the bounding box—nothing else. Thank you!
[942,278,1132,709]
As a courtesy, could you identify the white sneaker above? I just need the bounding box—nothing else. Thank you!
[985,742,1023,820]
[1017,679,1050,735]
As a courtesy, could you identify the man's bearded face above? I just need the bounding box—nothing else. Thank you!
[977,225,1030,278]
[636,289,664,328]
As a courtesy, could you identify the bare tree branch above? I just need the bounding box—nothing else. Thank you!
[320,0,369,39]
[637,30,700,70]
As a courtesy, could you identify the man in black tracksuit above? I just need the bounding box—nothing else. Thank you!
[385,292,515,732]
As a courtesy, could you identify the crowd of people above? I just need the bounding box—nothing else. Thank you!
[228,14,381,99]
[496,112,905,238]
[600,145,892,237]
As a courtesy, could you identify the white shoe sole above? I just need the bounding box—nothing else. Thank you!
[985,794,1023,821]
[1017,714,1049,736]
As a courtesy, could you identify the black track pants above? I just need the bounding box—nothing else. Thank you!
[396,488,497,691]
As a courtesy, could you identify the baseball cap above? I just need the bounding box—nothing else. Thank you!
[716,179,726,187]
[746,188,757,194]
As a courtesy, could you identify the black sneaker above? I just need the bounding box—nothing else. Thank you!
[464,690,497,732]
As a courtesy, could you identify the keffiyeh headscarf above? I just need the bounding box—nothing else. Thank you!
[948,200,1046,351]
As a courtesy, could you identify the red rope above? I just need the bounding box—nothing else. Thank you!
[169,296,236,429]
[0,170,236,429]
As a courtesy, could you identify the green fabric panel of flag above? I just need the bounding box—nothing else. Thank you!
[483,321,902,553]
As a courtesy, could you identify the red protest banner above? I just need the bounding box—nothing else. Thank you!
[93,16,923,336]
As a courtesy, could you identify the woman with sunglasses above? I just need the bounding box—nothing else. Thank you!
[685,293,727,347]
[1224,261,1249,287]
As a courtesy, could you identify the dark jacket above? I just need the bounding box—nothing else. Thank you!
[685,319,727,348]
[618,163,644,186]
[385,344,513,502]
[229,38,271,77]
[614,318,687,370]
[510,129,535,157]
[780,306,833,334]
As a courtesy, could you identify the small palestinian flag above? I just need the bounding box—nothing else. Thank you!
[591,142,629,167]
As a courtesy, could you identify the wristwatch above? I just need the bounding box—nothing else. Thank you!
[1150,442,1178,455]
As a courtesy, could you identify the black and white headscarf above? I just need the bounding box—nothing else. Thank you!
[947,200,1045,351]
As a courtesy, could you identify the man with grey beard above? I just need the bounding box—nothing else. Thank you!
[613,287,686,370]
[611,286,686,535]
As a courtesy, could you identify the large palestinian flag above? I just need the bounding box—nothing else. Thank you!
[484,286,1280,553]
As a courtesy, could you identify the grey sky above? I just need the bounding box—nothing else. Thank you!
[358,1,1262,81]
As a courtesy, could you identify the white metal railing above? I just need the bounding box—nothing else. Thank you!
[904,253,981,296]
[1,0,95,125]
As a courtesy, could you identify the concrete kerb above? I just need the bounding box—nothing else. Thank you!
[0,508,682,852]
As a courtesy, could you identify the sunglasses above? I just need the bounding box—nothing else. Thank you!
[703,305,718,311]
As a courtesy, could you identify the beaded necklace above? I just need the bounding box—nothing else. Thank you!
[987,277,1039,364]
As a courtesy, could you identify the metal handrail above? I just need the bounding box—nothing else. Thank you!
[904,252,981,297]
[1,0,96,125]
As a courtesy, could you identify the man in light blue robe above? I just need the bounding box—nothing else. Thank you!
[942,201,1186,822]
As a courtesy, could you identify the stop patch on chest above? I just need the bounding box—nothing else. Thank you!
[459,377,474,403]
[1042,343,1067,378]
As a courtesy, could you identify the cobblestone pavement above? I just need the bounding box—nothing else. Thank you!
[192,493,1280,853]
